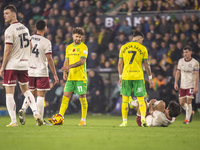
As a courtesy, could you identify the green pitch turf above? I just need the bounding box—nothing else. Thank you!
[0,113,200,150]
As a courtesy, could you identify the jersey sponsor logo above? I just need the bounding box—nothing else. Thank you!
[83,50,87,54]
[20,59,28,61]
[30,66,37,69]
[8,80,16,83]
[69,54,79,56]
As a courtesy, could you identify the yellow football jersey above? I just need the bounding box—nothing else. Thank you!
[119,41,148,80]
[65,42,88,81]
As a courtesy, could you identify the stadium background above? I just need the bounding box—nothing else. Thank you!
[0,0,200,116]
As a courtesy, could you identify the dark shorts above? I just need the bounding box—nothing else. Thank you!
[179,88,194,99]
[29,76,50,91]
[3,70,29,86]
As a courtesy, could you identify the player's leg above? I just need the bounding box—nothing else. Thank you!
[59,91,73,116]
[75,81,88,125]
[37,90,46,120]
[20,77,37,111]
[58,80,74,116]
[20,84,43,126]
[179,88,189,123]
[3,70,18,127]
[185,88,194,123]
[19,90,37,125]
[119,80,132,127]
[79,94,88,126]
[186,97,193,123]
[35,77,50,124]
[18,71,42,126]
[134,80,148,127]
[5,86,18,127]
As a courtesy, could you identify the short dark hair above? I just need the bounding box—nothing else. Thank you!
[72,27,85,35]
[168,101,182,118]
[4,5,17,14]
[183,45,192,51]
[36,20,46,31]
[133,30,144,39]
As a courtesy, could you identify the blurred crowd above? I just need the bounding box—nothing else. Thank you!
[0,0,200,114]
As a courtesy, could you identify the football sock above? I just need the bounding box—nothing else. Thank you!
[186,104,192,121]
[37,96,44,119]
[182,103,187,110]
[137,96,146,118]
[122,96,129,121]
[21,97,29,110]
[59,96,70,116]
[6,94,17,123]
[79,97,88,121]
[24,90,38,115]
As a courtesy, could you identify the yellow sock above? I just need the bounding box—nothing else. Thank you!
[79,98,88,120]
[121,96,129,121]
[137,96,146,118]
[59,96,70,116]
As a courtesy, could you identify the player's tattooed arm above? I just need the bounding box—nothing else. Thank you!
[143,59,152,76]
[62,57,86,72]
[70,57,86,68]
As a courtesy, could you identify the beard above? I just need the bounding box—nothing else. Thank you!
[74,39,80,44]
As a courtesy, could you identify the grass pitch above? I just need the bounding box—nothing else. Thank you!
[0,113,200,150]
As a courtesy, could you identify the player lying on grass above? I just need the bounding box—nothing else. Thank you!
[129,98,182,127]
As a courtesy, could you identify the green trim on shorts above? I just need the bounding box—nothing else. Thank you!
[64,80,87,95]
[120,80,146,97]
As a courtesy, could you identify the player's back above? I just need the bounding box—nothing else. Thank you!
[5,22,31,70]
[28,34,52,77]
[119,41,148,80]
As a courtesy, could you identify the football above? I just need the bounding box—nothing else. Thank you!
[52,114,64,125]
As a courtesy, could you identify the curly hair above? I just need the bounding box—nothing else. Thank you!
[72,27,85,35]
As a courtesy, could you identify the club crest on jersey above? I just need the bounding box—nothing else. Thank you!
[137,88,142,92]
[73,49,75,52]
[77,48,80,52]
[6,34,11,39]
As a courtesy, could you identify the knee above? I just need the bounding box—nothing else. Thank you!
[179,101,185,106]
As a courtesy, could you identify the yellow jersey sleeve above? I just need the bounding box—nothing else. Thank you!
[143,47,148,60]
[119,46,124,59]
[80,45,88,59]
[65,46,69,59]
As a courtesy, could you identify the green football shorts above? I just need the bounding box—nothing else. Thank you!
[120,80,146,97]
[64,80,87,95]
